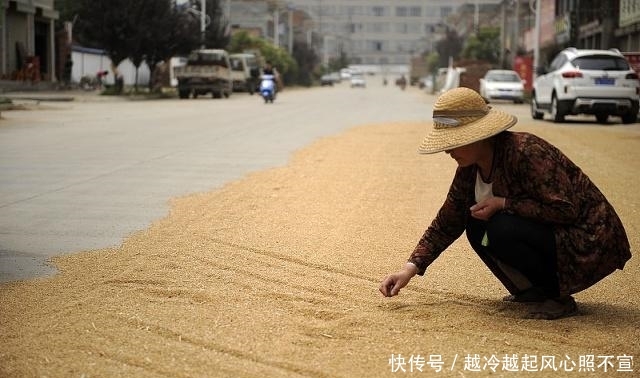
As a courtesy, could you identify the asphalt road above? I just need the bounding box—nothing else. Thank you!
[8,79,620,283]
[1,78,467,282]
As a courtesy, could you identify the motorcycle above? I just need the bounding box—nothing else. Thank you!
[259,74,276,103]
[396,75,407,90]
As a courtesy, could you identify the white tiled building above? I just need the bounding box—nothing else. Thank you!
[289,0,465,65]
[229,1,502,66]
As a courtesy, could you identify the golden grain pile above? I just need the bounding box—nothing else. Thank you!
[1,120,639,377]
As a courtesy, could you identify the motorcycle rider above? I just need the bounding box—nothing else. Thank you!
[262,61,282,93]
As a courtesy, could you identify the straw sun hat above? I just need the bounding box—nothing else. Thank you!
[418,87,518,154]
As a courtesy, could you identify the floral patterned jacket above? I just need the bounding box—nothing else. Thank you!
[409,131,631,295]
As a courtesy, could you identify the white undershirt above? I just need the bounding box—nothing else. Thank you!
[475,172,494,203]
[474,172,532,291]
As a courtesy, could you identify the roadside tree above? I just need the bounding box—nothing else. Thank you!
[68,0,229,93]
[228,31,297,86]
[461,27,501,65]
[436,29,463,68]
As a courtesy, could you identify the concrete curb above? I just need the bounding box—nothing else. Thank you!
[2,94,75,102]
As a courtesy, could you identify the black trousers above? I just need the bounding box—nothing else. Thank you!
[465,213,560,298]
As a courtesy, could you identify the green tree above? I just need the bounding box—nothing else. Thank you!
[288,41,317,87]
[142,7,202,91]
[260,43,297,85]
[70,0,229,93]
[126,1,161,91]
[53,0,80,28]
[125,1,201,91]
[228,31,297,84]
[73,0,132,72]
[461,27,501,64]
[227,30,256,53]
[328,50,349,72]
[426,52,440,74]
[436,28,463,68]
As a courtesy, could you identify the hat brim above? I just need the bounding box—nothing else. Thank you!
[418,108,517,154]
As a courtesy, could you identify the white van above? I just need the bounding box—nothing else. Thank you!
[229,53,261,94]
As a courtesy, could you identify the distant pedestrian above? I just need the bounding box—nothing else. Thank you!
[96,70,108,89]
[379,87,631,320]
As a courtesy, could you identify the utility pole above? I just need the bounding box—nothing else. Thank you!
[200,0,206,48]
[514,0,520,52]
[533,0,541,78]
[225,0,231,37]
[0,0,5,76]
[288,5,293,54]
[474,0,479,34]
[500,1,506,68]
[274,8,279,47]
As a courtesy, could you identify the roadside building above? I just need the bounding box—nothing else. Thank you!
[616,0,640,51]
[0,0,58,83]
[523,1,637,66]
[229,0,503,68]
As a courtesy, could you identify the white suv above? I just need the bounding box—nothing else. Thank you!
[531,48,639,124]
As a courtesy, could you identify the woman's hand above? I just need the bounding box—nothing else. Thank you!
[470,196,506,221]
[379,263,418,297]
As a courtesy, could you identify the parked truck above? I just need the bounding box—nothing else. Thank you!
[175,49,232,99]
[229,53,261,94]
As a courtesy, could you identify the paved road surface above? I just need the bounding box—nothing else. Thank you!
[1,79,460,281]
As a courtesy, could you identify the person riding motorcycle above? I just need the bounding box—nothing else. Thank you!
[261,61,282,93]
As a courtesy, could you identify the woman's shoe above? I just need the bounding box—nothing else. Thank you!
[526,295,578,320]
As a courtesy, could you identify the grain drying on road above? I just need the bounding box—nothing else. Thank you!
[1,93,639,377]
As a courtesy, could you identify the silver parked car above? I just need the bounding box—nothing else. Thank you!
[479,69,525,103]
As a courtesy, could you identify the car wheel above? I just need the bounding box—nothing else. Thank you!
[530,93,544,120]
[595,113,609,124]
[621,102,639,124]
[178,89,190,99]
[621,112,637,124]
[551,94,566,123]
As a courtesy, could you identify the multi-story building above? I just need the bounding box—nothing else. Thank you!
[1,0,59,83]
[616,0,640,50]
[230,1,640,72]
[229,0,503,66]
[522,1,639,65]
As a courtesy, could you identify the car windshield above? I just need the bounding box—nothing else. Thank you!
[572,55,630,71]
[188,51,228,67]
[486,72,520,82]
[229,58,244,71]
